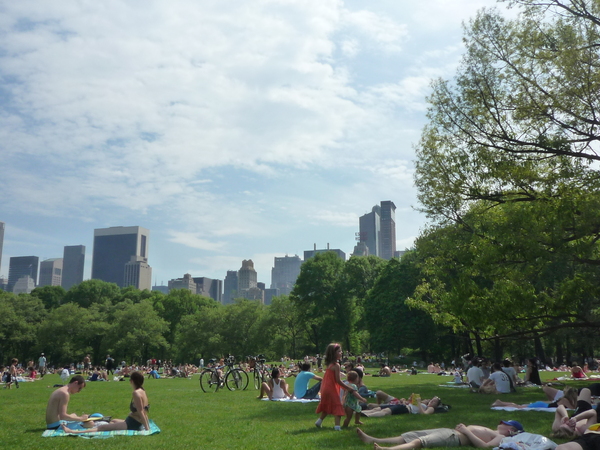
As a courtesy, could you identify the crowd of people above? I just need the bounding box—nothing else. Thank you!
[4,346,598,446]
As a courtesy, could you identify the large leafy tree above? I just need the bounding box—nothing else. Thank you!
[412,0,600,344]
[291,252,349,353]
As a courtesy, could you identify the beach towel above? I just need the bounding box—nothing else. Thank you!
[492,406,558,412]
[261,397,320,402]
[42,419,160,438]
[439,383,470,388]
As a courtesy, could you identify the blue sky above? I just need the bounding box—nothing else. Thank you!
[0,0,506,287]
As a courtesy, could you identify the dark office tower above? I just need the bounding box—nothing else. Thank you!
[91,226,150,288]
[358,205,381,257]
[193,277,223,303]
[62,245,86,290]
[0,221,4,276]
[270,255,302,296]
[39,258,63,287]
[223,270,238,305]
[7,256,39,292]
[379,201,396,260]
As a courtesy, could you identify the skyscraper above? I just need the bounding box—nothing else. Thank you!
[238,260,257,291]
[62,245,86,290]
[124,256,152,290]
[270,255,302,296]
[91,226,151,288]
[379,201,397,260]
[223,270,238,304]
[0,221,5,276]
[39,258,63,287]
[8,256,39,293]
[358,205,381,257]
[193,277,223,303]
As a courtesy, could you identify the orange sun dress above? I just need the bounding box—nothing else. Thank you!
[315,364,346,416]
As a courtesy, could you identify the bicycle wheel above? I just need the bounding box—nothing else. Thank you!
[200,369,220,393]
[226,369,249,391]
[252,369,261,389]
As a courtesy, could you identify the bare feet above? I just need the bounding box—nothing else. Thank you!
[357,428,375,444]
[374,444,384,449]
[355,420,364,425]
[61,424,75,434]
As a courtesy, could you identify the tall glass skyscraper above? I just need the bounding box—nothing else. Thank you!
[379,201,397,260]
[358,201,396,260]
[62,245,86,290]
[0,221,4,277]
[8,255,39,292]
[91,226,151,290]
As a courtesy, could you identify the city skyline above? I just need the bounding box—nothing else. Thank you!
[0,0,506,286]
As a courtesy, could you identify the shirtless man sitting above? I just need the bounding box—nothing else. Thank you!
[356,420,523,449]
[46,375,88,429]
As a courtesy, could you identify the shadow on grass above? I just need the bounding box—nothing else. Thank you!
[25,428,48,433]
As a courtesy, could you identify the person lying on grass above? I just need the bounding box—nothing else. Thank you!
[360,394,443,417]
[62,371,150,433]
[551,388,597,440]
[492,386,578,410]
[356,420,524,449]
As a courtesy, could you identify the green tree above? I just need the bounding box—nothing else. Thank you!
[220,299,269,359]
[365,255,446,360]
[265,295,305,359]
[175,304,225,362]
[31,285,66,310]
[152,289,217,354]
[290,252,347,353]
[63,279,121,308]
[107,300,169,364]
[37,302,100,364]
[412,0,600,346]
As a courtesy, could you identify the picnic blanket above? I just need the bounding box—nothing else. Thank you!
[439,383,470,388]
[42,419,160,438]
[261,397,320,402]
[492,406,558,412]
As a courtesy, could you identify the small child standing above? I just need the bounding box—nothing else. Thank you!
[342,370,367,427]
[315,343,356,431]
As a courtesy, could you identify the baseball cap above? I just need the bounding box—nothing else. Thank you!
[501,420,524,432]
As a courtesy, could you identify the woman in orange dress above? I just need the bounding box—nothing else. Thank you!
[315,343,356,431]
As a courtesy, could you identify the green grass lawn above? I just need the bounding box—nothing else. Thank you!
[0,370,590,449]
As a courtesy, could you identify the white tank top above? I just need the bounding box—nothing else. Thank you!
[272,378,286,399]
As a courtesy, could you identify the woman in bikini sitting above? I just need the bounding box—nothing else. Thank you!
[62,371,150,433]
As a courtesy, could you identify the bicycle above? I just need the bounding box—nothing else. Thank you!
[248,354,271,390]
[199,356,249,392]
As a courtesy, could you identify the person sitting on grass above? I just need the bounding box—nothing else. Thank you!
[551,388,597,439]
[479,363,511,394]
[293,363,322,400]
[62,371,150,433]
[571,365,588,380]
[379,364,392,377]
[46,375,88,429]
[356,420,524,449]
[257,367,292,400]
